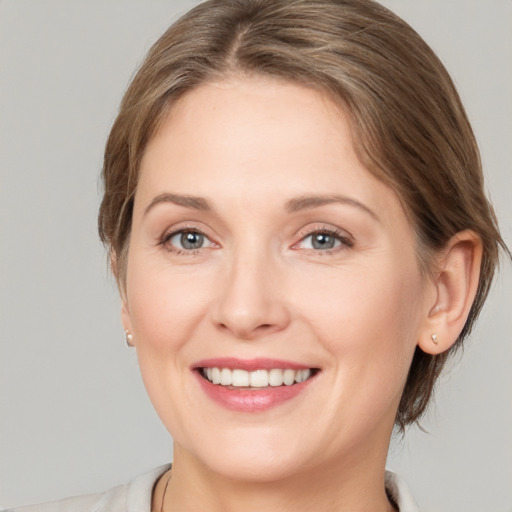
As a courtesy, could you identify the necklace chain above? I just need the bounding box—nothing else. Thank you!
[158,468,396,511]
[160,470,173,512]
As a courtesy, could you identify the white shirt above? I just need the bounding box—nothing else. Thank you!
[5,465,419,511]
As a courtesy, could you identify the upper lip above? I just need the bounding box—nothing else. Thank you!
[193,357,315,372]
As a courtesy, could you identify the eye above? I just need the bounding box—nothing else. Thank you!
[301,232,341,250]
[163,229,214,252]
[296,229,353,251]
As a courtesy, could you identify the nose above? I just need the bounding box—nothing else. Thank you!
[211,250,291,340]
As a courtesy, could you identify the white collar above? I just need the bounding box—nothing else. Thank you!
[385,470,420,511]
[122,465,420,512]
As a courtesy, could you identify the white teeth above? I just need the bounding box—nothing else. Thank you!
[283,369,295,386]
[268,368,284,386]
[249,369,269,387]
[220,368,232,386]
[232,369,249,387]
[295,369,311,383]
[202,367,313,387]
[211,367,221,385]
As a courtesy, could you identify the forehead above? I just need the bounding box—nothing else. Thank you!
[136,76,405,226]
[148,76,350,170]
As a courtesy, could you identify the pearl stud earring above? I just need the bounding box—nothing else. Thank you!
[431,333,438,345]
[125,330,134,347]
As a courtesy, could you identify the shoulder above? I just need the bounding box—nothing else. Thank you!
[3,491,112,512]
[385,470,420,512]
[4,465,171,512]
[5,467,414,512]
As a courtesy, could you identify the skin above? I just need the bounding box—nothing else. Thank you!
[120,76,482,512]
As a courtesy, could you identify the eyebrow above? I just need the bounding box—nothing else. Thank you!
[285,194,379,222]
[144,193,213,216]
[143,192,379,222]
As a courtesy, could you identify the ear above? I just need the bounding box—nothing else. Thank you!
[418,230,483,355]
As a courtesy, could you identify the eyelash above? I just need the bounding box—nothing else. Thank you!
[294,227,354,254]
[159,227,354,256]
[159,228,214,256]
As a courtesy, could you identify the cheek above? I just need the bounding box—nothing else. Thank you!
[126,255,213,352]
[124,255,215,432]
[301,259,421,331]
[296,259,423,383]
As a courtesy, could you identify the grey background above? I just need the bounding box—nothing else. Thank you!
[0,1,510,510]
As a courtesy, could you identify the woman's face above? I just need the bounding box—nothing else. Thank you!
[123,76,431,481]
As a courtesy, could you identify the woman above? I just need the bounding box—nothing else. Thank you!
[5,0,508,511]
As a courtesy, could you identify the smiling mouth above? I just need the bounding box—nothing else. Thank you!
[200,367,318,388]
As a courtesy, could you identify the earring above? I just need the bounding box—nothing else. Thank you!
[125,330,134,347]
[431,333,438,345]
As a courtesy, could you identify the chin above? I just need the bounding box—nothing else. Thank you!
[206,450,310,484]
[175,424,316,484]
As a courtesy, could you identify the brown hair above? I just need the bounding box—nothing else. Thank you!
[98,0,507,429]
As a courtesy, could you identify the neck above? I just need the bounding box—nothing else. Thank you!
[161,443,396,512]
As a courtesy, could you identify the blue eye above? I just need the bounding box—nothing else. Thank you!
[306,232,340,250]
[298,230,352,251]
[164,230,213,251]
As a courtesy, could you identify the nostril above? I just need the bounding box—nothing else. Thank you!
[216,321,281,340]
[212,291,291,339]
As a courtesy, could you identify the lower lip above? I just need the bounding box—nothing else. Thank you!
[195,372,314,412]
